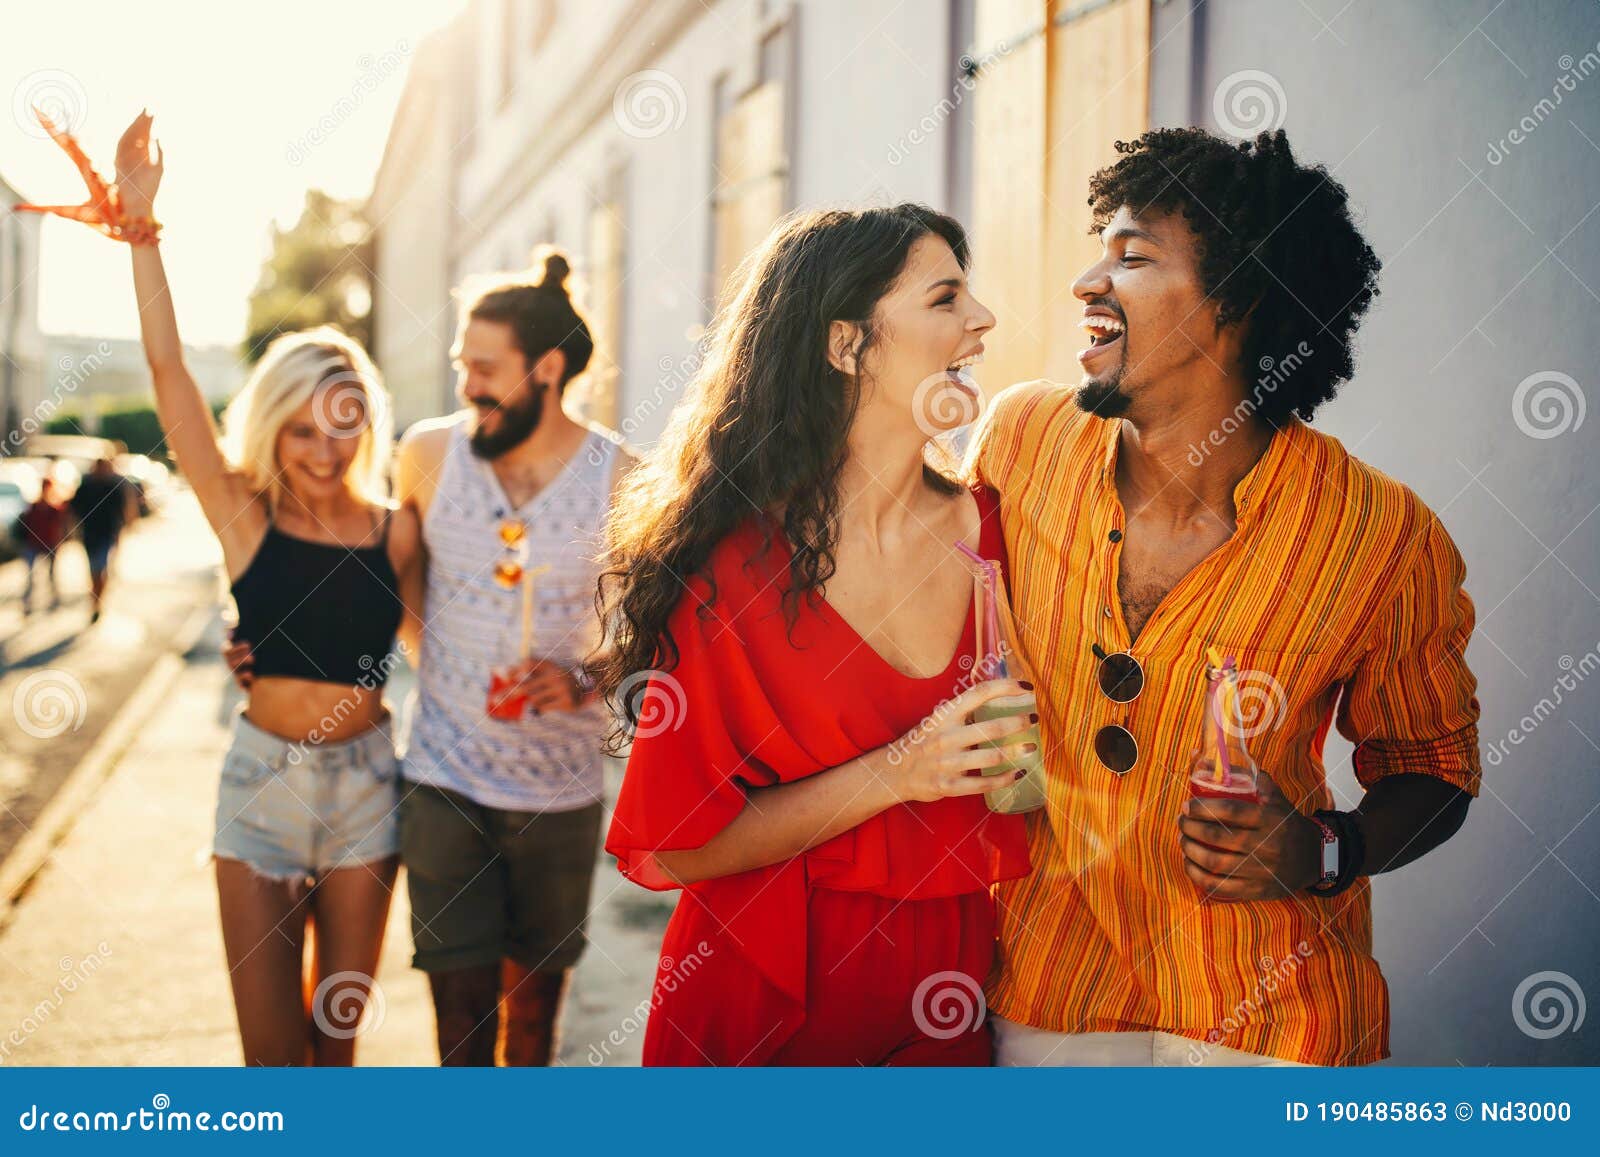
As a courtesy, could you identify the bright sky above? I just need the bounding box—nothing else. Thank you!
[3,0,468,346]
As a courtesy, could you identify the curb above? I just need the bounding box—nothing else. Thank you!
[0,602,218,929]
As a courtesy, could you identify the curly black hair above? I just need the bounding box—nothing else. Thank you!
[1087,127,1381,425]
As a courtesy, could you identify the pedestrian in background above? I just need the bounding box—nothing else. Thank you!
[68,457,138,623]
[17,476,69,615]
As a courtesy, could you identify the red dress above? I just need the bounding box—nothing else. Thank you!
[606,485,1031,1066]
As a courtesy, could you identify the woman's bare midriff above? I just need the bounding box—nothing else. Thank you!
[243,676,390,743]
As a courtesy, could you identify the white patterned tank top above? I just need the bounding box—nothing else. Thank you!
[403,421,619,811]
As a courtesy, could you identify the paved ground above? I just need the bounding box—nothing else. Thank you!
[0,490,217,866]
[0,495,673,1066]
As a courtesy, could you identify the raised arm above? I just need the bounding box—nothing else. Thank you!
[115,113,259,543]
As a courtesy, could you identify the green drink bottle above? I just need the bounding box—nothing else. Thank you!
[957,542,1046,814]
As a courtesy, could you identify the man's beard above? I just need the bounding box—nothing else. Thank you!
[1068,372,1132,419]
[1074,368,1133,419]
[468,386,546,459]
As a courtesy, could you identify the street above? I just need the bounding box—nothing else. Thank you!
[0,490,672,1064]
[0,489,218,866]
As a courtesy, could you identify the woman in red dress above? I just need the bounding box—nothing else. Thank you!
[598,204,1037,1066]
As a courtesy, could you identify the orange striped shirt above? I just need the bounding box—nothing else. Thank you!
[968,381,1482,1066]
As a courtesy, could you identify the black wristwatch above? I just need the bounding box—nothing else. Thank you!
[1307,808,1366,897]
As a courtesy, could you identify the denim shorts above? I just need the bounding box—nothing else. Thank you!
[212,707,400,884]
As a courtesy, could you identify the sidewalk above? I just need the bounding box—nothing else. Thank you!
[0,612,674,1066]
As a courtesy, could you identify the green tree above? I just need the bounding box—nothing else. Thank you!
[242,190,373,363]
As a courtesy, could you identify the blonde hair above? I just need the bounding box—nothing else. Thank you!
[221,327,392,511]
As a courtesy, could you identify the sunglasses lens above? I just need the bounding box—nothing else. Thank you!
[499,520,526,547]
[1094,724,1138,774]
[1099,652,1144,703]
[493,559,524,588]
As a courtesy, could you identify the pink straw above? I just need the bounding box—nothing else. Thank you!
[956,541,1005,677]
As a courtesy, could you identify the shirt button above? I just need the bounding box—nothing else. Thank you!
[1108,529,1123,543]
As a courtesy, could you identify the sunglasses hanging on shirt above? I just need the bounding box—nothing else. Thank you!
[1091,641,1145,774]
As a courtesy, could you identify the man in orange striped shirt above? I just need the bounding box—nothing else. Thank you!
[968,128,1481,1066]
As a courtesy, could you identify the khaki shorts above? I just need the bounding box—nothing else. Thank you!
[399,781,602,974]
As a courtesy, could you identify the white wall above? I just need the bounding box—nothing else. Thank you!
[455,0,973,447]
[0,186,45,437]
[1152,0,1600,1065]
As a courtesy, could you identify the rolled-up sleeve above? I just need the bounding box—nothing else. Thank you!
[1336,512,1482,796]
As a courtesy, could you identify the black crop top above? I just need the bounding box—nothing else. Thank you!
[230,518,403,686]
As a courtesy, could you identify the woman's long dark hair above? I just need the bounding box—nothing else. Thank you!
[595,202,969,752]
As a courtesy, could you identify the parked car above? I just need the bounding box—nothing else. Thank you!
[0,459,44,559]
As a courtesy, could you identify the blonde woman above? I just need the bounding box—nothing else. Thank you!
[115,112,422,1064]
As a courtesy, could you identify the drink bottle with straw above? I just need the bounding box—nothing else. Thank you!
[955,540,1047,814]
[1189,645,1263,803]
[485,518,552,720]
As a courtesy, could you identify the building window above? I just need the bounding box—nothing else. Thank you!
[580,176,627,429]
[499,0,518,109]
[708,19,793,310]
[968,0,1149,386]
